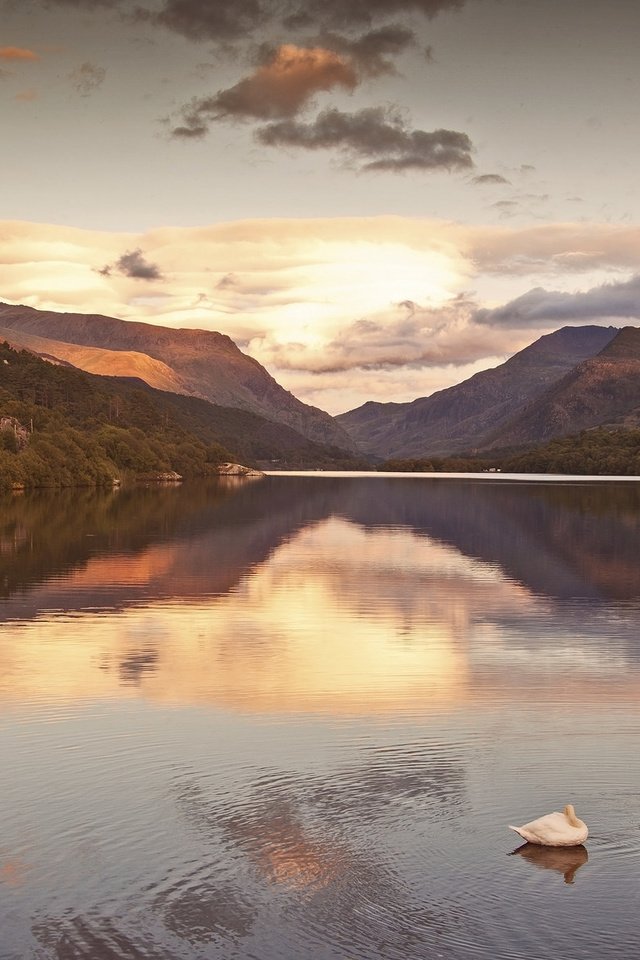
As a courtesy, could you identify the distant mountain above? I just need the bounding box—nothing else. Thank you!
[487,326,640,449]
[337,326,618,458]
[0,302,355,451]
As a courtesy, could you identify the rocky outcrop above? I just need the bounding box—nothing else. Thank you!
[215,462,265,478]
[137,470,183,482]
[0,415,29,449]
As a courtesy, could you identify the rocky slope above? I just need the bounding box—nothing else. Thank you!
[0,324,187,394]
[337,325,618,458]
[487,326,640,449]
[0,302,354,451]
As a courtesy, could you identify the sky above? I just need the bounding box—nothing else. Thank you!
[1,0,640,413]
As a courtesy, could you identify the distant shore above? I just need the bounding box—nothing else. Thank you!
[264,470,640,482]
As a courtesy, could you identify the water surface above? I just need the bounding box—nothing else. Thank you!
[1,477,639,959]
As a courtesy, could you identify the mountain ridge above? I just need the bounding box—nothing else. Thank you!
[486,326,640,449]
[0,302,355,451]
[337,325,619,458]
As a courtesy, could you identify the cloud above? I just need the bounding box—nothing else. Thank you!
[131,0,465,40]
[0,46,39,60]
[463,224,640,275]
[15,88,38,102]
[472,174,510,186]
[69,61,106,96]
[259,295,517,376]
[476,274,640,327]
[0,67,12,80]
[172,44,357,136]
[21,0,467,43]
[34,0,119,5]
[257,106,474,172]
[216,273,238,289]
[134,0,266,41]
[282,0,466,30]
[101,248,163,280]
[314,25,416,76]
[5,216,640,413]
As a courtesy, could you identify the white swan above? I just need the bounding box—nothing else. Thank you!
[508,804,588,847]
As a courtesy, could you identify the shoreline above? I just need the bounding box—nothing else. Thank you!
[263,470,640,482]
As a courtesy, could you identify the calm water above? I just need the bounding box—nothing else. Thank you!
[1,475,639,960]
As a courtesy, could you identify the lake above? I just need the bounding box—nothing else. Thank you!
[1,475,639,959]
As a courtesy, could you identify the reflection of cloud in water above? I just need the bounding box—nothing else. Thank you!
[170,751,473,957]
[0,854,28,888]
[115,646,159,686]
[32,914,168,960]
[511,842,589,885]
[32,878,255,955]
[0,518,639,715]
[175,736,467,895]
[162,883,255,945]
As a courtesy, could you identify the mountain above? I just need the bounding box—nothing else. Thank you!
[0,324,186,393]
[0,341,363,492]
[337,325,618,458]
[0,302,355,451]
[487,326,640,449]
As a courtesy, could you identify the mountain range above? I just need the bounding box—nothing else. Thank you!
[2,299,640,465]
[337,325,640,459]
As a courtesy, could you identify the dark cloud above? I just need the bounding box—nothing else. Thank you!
[216,272,238,289]
[100,248,163,280]
[172,44,356,134]
[476,274,640,327]
[315,25,416,76]
[48,0,118,5]
[256,106,474,172]
[282,0,465,30]
[25,0,466,39]
[472,173,510,186]
[68,61,106,96]
[133,0,265,41]
[128,0,465,40]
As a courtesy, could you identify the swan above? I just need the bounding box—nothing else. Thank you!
[508,804,588,847]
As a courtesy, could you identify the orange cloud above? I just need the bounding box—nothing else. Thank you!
[15,88,38,102]
[173,44,358,136]
[0,46,39,61]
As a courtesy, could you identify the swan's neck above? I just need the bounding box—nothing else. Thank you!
[564,804,580,827]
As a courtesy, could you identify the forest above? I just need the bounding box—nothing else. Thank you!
[378,428,640,476]
[0,342,361,491]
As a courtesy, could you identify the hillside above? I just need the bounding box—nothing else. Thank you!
[337,326,618,458]
[0,302,355,451]
[0,324,187,394]
[0,342,363,491]
[487,326,640,449]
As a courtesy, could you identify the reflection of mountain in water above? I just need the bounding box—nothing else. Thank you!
[3,478,640,621]
[337,478,640,603]
[0,480,339,620]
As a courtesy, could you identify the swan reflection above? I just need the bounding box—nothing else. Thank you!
[511,842,589,884]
